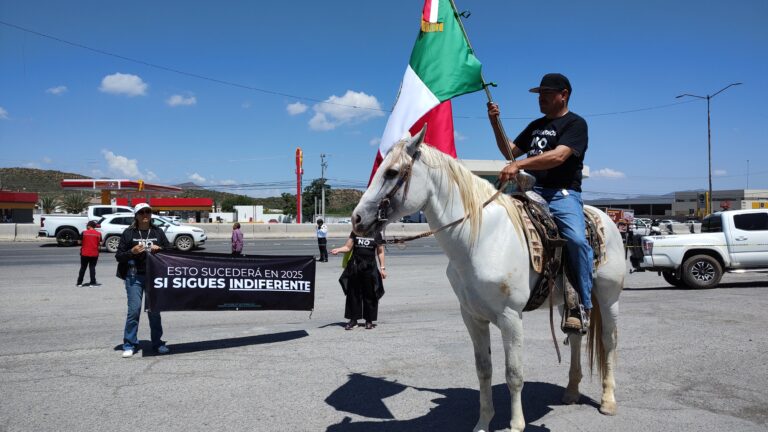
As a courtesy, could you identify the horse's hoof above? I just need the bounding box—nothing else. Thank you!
[561,390,580,405]
[599,400,617,416]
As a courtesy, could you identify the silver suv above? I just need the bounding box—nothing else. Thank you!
[97,213,207,252]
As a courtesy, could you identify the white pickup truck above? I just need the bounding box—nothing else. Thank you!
[631,209,768,288]
[38,205,134,246]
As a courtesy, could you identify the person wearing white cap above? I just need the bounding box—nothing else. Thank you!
[115,202,171,358]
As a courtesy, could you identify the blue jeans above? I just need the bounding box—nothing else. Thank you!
[123,274,164,351]
[535,187,594,309]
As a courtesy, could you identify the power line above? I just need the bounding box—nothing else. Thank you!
[0,20,384,114]
[1,20,713,120]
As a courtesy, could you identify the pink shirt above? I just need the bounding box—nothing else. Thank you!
[231,228,244,252]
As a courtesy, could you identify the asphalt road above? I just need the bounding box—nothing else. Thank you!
[0,240,766,431]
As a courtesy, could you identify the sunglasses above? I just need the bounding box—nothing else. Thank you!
[137,209,152,215]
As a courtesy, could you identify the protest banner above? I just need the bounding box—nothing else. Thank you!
[146,251,315,311]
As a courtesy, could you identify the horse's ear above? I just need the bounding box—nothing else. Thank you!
[406,123,427,156]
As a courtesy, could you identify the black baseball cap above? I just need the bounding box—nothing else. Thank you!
[529,73,572,93]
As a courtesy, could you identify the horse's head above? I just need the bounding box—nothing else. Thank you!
[352,125,431,236]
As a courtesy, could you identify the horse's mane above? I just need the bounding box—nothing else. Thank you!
[387,141,525,245]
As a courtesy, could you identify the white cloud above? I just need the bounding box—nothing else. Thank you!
[42,157,53,164]
[0,107,8,120]
[241,101,252,109]
[217,179,237,186]
[189,173,207,183]
[145,171,158,181]
[102,150,143,178]
[591,168,626,179]
[369,137,381,147]
[286,101,308,115]
[714,169,727,176]
[454,130,467,141]
[24,162,41,169]
[166,94,197,107]
[46,86,68,95]
[99,73,148,97]
[309,90,384,131]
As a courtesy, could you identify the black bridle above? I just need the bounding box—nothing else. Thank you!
[376,149,421,223]
[372,143,509,245]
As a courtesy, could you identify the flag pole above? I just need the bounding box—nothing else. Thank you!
[449,0,516,161]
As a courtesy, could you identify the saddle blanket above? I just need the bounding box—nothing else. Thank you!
[512,199,606,274]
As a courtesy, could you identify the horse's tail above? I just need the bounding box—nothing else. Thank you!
[587,295,607,380]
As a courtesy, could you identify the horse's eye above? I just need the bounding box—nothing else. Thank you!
[384,169,399,179]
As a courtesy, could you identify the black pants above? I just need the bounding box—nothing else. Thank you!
[344,272,379,322]
[77,256,98,285]
[317,238,328,262]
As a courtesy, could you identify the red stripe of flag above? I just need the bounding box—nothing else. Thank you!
[368,100,455,185]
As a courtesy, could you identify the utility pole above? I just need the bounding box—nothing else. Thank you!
[746,159,750,189]
[320,154,328,219]
[676,82,742,215]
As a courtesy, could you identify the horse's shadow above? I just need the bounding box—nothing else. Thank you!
[325,373,597,432]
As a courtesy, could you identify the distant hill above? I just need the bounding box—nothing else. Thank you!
[0,167,363,213]
[0,167,90,197]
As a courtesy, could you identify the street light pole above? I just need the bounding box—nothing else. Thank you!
[320,154,328,219]
[676,82,741,215]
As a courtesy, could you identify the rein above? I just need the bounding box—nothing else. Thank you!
[384,184,507,245]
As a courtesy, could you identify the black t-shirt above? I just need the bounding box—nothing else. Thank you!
[514,111,588,192]
[115,226,171,275]
[350,232,383,258]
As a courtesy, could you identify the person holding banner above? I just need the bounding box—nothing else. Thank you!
[331,231,386,330]
[115,203,171,358]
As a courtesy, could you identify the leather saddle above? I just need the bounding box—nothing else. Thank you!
[507,174,604,314]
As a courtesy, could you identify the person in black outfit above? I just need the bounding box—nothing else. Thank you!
[114,203,171,358]
[488,73,594,331]
[331,231,386,330]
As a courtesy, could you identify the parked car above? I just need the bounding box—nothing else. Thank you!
[631,209,768,288]
[338,218,352,224]
[631,220,652,236]
[38,205,134,246]
[97,213,207,252]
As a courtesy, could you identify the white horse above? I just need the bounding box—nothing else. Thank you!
[352,128,624,432]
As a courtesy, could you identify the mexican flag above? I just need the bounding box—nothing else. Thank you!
[370,0,484,183]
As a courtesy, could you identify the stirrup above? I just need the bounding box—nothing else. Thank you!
[562,305,588,335]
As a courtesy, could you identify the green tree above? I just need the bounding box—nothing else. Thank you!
[221,195,256,212]
[302,178,332,221]
[61,193,90,214]
[281,192,296,219]
[39,195,58,214]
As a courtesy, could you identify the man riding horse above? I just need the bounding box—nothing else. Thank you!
[487,73,593,330]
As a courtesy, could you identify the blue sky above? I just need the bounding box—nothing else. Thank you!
[1,0,766,198]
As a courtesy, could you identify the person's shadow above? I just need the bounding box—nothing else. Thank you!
[325,373,599,431]
[111,329,308,356]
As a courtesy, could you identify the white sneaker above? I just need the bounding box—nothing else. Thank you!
[122,349,134,358]
[155,345,170,355]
